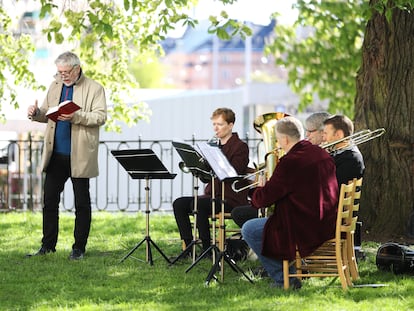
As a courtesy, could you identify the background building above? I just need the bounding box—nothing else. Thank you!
[161,19,287,89]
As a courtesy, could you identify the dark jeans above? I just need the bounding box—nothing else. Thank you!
[173,196,231,250]
[242,217,295,284]
[42,154,91,253]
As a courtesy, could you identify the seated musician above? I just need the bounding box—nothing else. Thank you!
[322,114,365,186]
[304,111,331,145]
[231,111,331,231]
[173,108,250,257]
[322,114,365,252]
[242,116,339,289]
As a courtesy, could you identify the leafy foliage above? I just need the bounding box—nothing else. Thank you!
[265,0,369,117]
[0,7,46,123]
[1,0,253,131]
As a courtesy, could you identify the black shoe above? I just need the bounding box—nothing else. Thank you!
[69,248,84,260]
[26,247,56,257]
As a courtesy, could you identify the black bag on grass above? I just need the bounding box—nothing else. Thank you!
[226,234,250,262]
[376,242,414,274]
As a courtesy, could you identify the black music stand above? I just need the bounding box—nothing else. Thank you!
[111,149,176,265]
[186,142,253,284]
[169,142,212,265]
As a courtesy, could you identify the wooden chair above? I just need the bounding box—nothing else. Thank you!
[347,177,363,281]
[282,181,356,290]
[214,212,241,252]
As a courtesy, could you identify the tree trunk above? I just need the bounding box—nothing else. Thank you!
[354,5,414,240]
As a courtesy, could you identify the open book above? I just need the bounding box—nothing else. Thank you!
[46,100,81,122]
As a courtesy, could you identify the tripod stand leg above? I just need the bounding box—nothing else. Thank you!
[119,237,147,263]
[185,244,216,273]
[148,237,171,264]
[203,249,254,284]
[205,251,223,285]
[169,240,198,265]
[222,251,254,283]
[146,237,153,265]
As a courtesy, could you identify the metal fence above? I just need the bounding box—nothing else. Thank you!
[0,135,262,213]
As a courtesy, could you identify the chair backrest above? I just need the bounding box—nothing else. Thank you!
[347,177,363,281]
[347,177,363,234]
[351,177,363,212]
[336,181,356,239]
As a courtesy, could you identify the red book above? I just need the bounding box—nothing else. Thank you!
[46,100,81,122]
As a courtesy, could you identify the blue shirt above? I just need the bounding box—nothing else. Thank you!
[53,85,73,155]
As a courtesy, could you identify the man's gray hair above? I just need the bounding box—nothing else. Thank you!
[55,51,81,67]
[305,111,331,131]
[276,116,305,141]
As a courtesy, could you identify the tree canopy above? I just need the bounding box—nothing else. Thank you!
[265,0,369,117]
[0,0,251,131]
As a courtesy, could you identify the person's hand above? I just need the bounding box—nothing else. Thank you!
[258,172,267,187]
[57,112,75,121]
[27,100,38,119]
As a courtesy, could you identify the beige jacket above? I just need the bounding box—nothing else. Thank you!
[32,72,107,178]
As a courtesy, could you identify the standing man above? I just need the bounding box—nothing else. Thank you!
[242,116,338,288]
[27,51,107,260]
[173,108,250,256]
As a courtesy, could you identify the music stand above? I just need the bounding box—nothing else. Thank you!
[111,149,176,265]
[187,142,253,284]
[169,141,213,265]
[185,173,219,277]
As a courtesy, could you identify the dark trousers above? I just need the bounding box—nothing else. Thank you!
[173,196,231,250]
[42,154,91,252]
[231,205,258,228]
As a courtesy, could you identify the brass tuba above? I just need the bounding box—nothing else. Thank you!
[253,112,288,179]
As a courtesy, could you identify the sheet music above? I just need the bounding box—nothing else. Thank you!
[196,142,239,181]
[172,141,212,178]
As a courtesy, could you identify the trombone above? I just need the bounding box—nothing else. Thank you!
[320,128,386,154]
[232,127,386,193]
[231,147,282,193]
[231,167,265,193]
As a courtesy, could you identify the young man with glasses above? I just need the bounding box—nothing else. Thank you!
[27,51,107,260]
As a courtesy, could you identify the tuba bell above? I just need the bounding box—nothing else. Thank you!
[253,112,288,179]
[231,112,288,193]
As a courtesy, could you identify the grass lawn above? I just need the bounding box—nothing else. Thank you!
[0,211,413,311]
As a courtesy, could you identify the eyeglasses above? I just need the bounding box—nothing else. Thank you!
[305,129,318,134]
[55,65,77,77]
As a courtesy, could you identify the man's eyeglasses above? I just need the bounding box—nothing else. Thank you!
[56,65,77,77]
[305,129,318,134]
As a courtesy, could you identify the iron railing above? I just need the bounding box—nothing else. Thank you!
[0,135,262,213]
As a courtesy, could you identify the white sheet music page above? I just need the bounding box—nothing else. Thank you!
[196,142,238,181]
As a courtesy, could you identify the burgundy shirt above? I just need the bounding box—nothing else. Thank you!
[250,140,339,260]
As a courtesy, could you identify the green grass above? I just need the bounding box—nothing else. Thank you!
[0,212,413,311]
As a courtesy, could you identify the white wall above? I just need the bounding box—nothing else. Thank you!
[100,88,246,142]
